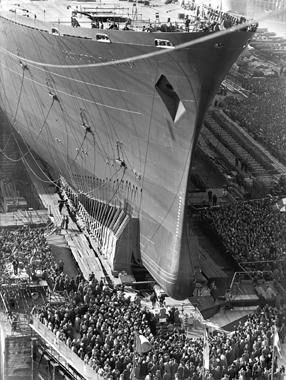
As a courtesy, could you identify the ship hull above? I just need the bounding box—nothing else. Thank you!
[0,11,253,299]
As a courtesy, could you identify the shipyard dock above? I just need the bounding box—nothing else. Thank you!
[0,78,286,378]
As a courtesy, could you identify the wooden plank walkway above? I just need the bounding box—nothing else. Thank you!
[207,306,256,329]
[64,232,104,281]
[46,234,69,248]
[231,294,259,301]
[23,157,105,282]
[88,236,121,285]
[23,156,78,230]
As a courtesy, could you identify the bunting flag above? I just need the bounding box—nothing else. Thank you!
[273,325,282,359]
[273,198,286,212]
[135,332,152,354]
[203,328,210,370]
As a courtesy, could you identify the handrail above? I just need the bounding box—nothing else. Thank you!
[240,259,285,265]
[30,317,104,380]
[229,270,274,292]
[1,2,258,34]
[234,270,274,274]
[0,291,10,315]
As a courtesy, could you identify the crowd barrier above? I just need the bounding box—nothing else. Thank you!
[30,317,104,380]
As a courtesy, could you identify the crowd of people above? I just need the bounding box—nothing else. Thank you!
[0,8,284,379]
[70,0,258,33]
[0,220,284,379]
[200,197,286,268]
[35,270,286,379]
[223,77,286,166]
[182,3,258,33]
[0,226,67,291]
[79,1,258,33]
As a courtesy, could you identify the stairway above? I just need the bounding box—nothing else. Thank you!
[201,121,236,172]
[206,116,259,171]
[212,111,279,179]
[200,111,279,193]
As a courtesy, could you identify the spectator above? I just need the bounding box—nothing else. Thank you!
[150,290,157,309]
[208,190,213,203]
[12,257,19,275]
[58,199,66,214]
[210,281,217,302]
[223,77,286,168]
[34,280,285,380]
[212,194,217,207]
[0,226,68,292]
[65,215,69,230]
[200,197,286,267]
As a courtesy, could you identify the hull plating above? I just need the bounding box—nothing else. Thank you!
[0,12,253,298]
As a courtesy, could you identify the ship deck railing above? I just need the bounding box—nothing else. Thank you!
[2,5,258,34]
[73,4,257,32]
[77,6,131,16]
[75,15,257,33]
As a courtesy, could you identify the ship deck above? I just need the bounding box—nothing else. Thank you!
[1,0,190,27]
